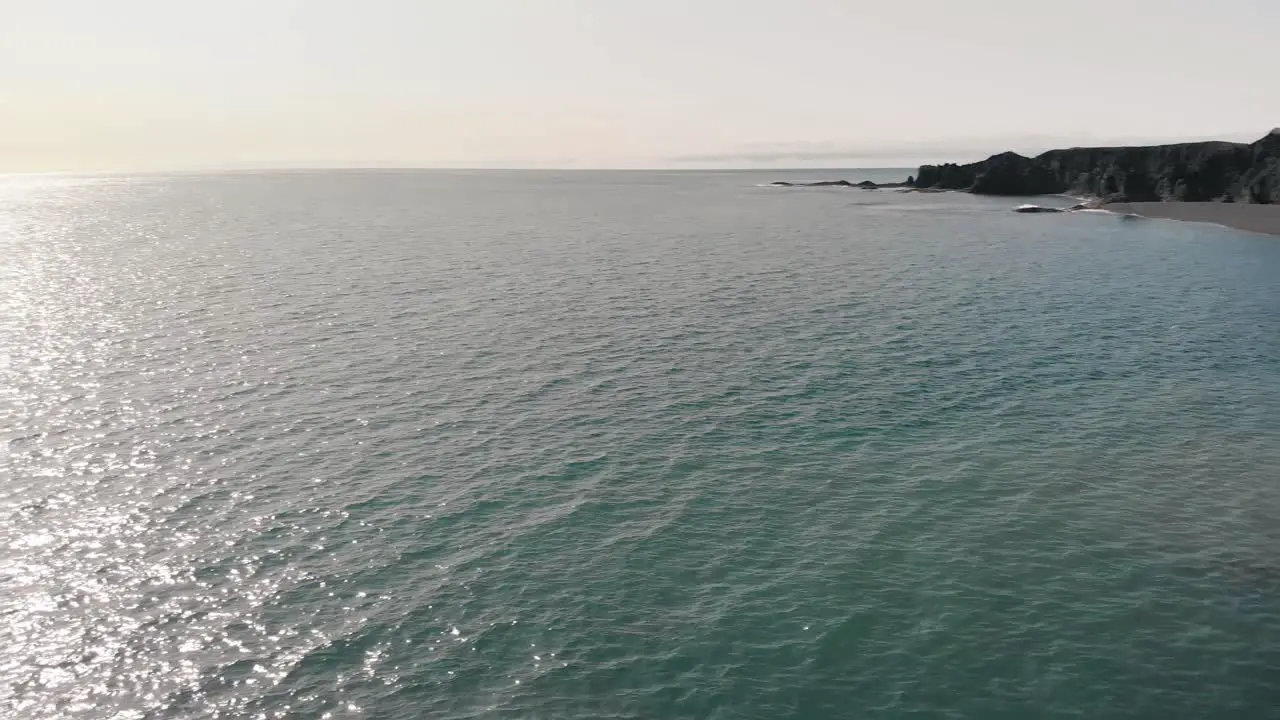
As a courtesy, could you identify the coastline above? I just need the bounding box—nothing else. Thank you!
[1102,202,1280,237]
[910,130,1280,219]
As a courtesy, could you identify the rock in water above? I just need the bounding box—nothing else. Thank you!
[769,180,855,187]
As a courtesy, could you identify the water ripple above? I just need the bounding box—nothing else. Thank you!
[3,171,1280,718]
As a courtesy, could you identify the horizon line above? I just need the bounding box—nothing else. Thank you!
[0,165,922,177]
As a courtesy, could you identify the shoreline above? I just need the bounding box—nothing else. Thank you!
[1100,202,1280,237]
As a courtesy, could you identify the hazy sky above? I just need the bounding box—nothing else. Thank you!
[1,0,1276,171]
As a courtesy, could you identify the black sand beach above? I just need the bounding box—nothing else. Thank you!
[1104,202,1280,237]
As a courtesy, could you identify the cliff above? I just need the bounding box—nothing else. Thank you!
[913,130,1280,203]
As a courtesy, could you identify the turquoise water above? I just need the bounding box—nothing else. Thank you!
[3,170,1280,719]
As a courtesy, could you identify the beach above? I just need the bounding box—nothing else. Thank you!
[1102,202,1280,237]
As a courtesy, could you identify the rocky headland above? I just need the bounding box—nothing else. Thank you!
[913,129,1280,203]
[770,179,910,188]
[769,132,1280,234]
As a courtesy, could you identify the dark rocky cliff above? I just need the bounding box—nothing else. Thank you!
[913,130,1280,203]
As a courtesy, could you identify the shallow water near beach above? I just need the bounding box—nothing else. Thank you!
[3,169,1280,719]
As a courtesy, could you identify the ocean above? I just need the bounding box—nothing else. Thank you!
[3,169,1279,719]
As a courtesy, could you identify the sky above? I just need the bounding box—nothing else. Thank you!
[0,0,1276,172]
